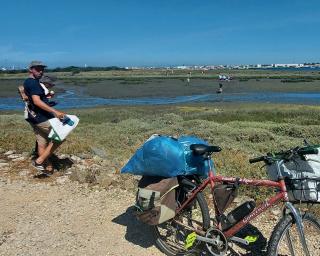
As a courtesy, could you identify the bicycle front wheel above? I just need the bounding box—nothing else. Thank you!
[153,187,210,256]
[267,212,320,256]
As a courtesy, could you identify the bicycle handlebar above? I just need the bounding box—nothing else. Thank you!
[249,156,266,164]
[297,147,318,156]
[249,146,318,164]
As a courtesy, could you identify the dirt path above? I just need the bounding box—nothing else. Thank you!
[1,151,318,256]
[0,176,162,256]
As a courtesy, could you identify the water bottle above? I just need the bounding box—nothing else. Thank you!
[62,116,74,126]
[222,201,256,230]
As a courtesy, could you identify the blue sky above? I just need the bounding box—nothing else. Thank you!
[1,0,320,67]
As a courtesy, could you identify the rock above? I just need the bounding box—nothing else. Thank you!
[69,168,89,183]
[96,173,115,188]
[59,154,69,159]
[7,154,22,159]
[19,170,30,176]
[22,152,30,157]
[64,170,72,175]
[74,164,87,171]
[12,157,26,162]
[70,155,81,163]
[0,163,9,168]
[0,159,7,163]
[4,150,15,156]
[91,147,107,159]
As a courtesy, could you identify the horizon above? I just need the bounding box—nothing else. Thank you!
[1,0,320,68]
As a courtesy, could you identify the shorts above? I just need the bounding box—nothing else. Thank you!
[29,121,60,146]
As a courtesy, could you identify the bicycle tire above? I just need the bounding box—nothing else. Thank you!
[153,185,210,256]
[267,212,320,256]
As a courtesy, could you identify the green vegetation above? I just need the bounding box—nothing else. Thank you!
[1,103,320,201]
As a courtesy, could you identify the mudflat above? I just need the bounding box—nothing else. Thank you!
[1,76,320,99]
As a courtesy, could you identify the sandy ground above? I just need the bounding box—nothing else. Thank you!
[0,175,162,256]
[0,152,319,256]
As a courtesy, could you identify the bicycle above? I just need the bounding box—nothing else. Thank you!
[153,144,320,256]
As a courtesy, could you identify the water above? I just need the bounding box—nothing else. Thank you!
[2,90,320,110]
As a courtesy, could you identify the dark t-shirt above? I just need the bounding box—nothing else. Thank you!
[23,78,54,124]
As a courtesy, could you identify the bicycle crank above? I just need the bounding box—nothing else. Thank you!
[195,227,228,256]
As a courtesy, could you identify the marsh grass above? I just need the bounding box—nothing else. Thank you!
[1,103,320,204]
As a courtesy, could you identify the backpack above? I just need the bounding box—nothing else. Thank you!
[17,85,36,119]
[135,176,179,225]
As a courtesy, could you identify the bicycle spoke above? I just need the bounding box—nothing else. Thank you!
[276,217,320,256]
[285,229,296,256]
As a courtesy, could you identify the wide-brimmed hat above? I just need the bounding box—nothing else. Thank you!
[40,75,56,86]
[29,60,47,69]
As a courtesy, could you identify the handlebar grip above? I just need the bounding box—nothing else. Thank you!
[249,156,266,164]
[298,148,319,156]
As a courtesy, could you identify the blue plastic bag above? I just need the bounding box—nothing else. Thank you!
[178,136,213,177]
[121,135,213,177]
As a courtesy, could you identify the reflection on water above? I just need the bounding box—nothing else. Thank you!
[1,89,320,110]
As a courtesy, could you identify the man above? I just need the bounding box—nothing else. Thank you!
[24,61,65,175]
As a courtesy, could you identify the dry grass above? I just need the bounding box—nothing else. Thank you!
[1,103,320,204]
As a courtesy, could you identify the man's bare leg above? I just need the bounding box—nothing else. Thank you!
[35,141,61,165]
[37,143,46,158]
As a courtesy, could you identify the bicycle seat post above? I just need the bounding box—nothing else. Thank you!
[207,156,217,192]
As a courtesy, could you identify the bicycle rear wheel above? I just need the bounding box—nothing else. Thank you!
[153,184,210,256]
[267,212,320,256]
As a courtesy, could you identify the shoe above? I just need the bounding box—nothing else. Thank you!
[32,160,45,172]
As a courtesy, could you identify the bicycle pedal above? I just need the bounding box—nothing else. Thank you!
[184,232,197,249]
[244,235,259,244]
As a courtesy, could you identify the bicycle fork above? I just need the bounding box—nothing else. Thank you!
[285,202,310,256]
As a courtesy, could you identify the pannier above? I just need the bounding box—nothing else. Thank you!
[121,135,213,177]
[135,176,179,225]
[266,147,320,203]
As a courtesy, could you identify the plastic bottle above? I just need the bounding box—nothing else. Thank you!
[62,116,74,126]
[223,201,256,230]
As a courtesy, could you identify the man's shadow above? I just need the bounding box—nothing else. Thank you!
[49,154,74,171]
[112,206,156,248]
[32,153,74,171]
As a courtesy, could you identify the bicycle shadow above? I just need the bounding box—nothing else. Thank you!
[112,206,156,248]
[229,223,268,256]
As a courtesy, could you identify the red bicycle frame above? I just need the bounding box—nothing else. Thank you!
[176,168,290,239]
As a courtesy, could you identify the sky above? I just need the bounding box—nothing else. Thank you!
[1,0,320,68]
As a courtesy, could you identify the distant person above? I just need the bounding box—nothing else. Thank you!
[216,83,223,94]
[23,61,65,175]
[186,77,190,85]
[39,75,57,106]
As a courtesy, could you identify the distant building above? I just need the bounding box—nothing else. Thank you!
[273,63,303,68]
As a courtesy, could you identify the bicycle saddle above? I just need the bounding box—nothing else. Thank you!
[190,144,222,156]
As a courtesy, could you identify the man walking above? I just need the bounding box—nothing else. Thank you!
[24,61,65,175]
